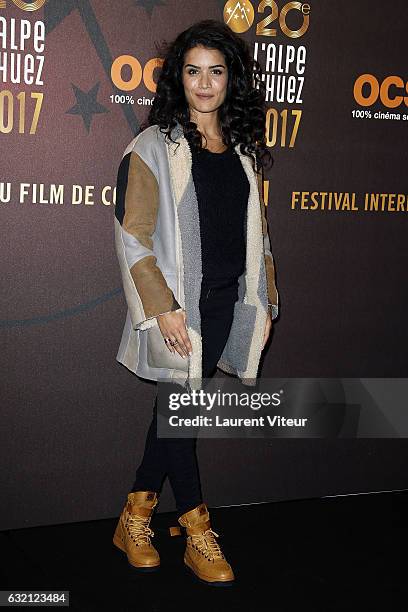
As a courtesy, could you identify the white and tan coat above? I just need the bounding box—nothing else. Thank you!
[114,123,279,390]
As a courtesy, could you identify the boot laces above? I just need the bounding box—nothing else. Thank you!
[190,528,224,560]
[127,513,154,546]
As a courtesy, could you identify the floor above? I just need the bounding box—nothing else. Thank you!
[1,491,407,611]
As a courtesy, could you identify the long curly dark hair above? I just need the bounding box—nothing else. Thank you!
[139,19,273,173]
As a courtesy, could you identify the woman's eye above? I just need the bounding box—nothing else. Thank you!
[186,69,223,75]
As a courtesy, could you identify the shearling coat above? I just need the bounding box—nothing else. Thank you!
[114,122,279,391]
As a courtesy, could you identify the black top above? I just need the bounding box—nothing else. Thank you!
[191,144,249,283]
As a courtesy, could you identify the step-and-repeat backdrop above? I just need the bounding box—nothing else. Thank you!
[1,0,407,529]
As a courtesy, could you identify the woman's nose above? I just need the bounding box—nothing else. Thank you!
[199,72,210,87]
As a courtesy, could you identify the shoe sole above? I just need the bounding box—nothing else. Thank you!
[183,557,235,587]
[113,535,160,572]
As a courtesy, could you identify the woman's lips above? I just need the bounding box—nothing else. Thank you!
[196,94,213,98]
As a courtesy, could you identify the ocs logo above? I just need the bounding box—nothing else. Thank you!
[224,0,310,38]
[111,56,163,93]
[0,0,46,9]
[354,74,408,109]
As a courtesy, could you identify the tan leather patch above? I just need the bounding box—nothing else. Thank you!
[265,254,278,306]
[123,152,159,251]
[130,256,181,318]
[123,151,181,319]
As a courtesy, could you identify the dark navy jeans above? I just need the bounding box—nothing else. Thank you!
[131,277,239,517]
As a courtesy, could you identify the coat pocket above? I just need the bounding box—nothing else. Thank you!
[146,319,189,373]
[221,300,257,372]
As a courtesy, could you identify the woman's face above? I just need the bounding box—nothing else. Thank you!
[181,45,228,119]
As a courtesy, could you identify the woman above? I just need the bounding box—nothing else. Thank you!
[112,19,279,586]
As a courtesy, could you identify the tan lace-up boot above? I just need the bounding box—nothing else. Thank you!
[178,503,235,586]
[113,491,160,571]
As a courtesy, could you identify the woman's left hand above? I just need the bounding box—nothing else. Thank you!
[261,311,272,350]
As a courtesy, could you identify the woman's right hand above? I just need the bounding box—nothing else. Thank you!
[156,309,192,359]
